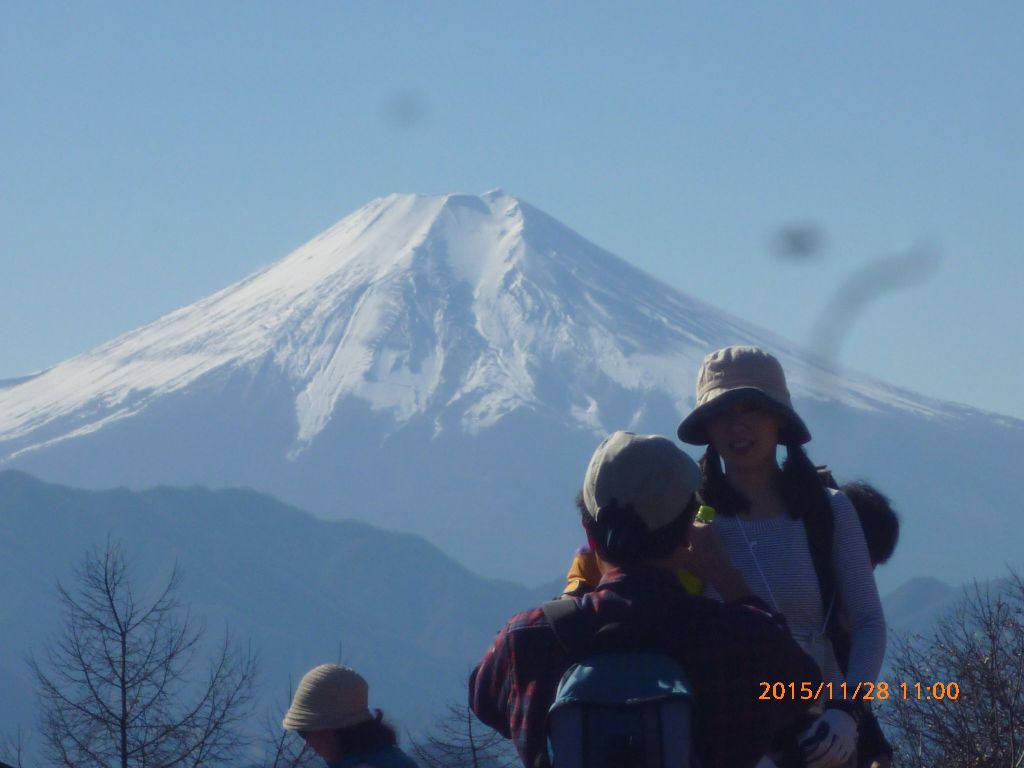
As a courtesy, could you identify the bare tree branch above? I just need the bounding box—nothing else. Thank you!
[28,540,257,768]
[411,700,518,768]
[257,677,320,768]
[881,569,1024,767]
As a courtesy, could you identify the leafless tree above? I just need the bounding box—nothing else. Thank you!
[259,716,319,768]
[29,540,257,768]
[0,727,29,768]
[258,677,319,768]
[411,701,518,768]
[881,569,1024,767]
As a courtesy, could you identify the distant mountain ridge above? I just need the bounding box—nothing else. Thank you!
[0,470,986,758]
[881,576,959,636]
[0,470,542,750]
[0,191,1020,586]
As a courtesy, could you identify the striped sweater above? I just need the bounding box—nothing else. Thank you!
[704,488,886,687]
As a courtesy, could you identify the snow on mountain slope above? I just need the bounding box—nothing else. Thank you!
[1,191,1020,586]
[0,191,972,462]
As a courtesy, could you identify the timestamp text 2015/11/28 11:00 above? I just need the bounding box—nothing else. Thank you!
[758,681,960,702]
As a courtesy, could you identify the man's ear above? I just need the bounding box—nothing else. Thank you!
[579,517,606,570]
[583,518,600,556]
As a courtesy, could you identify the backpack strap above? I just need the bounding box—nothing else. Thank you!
[805,467,838,644]
[802,500,835,613]
[816,464,839,490]
[542,599,593,658]
[543,600,647,660]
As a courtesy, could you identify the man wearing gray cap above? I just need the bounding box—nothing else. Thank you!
[469,431,821,768]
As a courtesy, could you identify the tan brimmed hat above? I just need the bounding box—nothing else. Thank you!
[676,346,811,446]
[282,664,373,732]
[583,431,702,531]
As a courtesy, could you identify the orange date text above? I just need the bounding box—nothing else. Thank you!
[757,681,961,701]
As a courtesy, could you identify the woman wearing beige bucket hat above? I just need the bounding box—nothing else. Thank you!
[677,346,886,768]
[282,664,417,768]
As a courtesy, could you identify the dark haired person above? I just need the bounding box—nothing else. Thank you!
[677,347,886,768]
[470,431,822,768]
[841,481,899,568]
[283,664,417,768]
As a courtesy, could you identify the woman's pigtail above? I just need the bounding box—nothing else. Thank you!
[699,444,748,516]
[780,440,830,520]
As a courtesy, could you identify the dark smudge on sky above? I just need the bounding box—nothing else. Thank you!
[809,246,942,375]
[772,223,825,261]
[380,89,430,129]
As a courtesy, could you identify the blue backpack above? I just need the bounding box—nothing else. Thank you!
[542,599,698,768]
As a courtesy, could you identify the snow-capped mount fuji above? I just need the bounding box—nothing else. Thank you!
[2,191,1021,585]
[0,190,941,452]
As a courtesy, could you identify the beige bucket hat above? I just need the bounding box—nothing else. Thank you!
[676,346,811,446]
[282,664,373,732]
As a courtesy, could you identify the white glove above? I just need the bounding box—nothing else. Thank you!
[799,708,858,768]
[753,758,779,768]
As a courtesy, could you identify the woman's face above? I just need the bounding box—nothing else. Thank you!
[706,400,785,471]
[300,730,340,761]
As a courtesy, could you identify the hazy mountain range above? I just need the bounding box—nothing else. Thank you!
[1,190,1020,589]
[0,471,552,753]
[0,471,967,754]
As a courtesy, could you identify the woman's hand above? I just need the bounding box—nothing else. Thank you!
[799,708,858,768]
[676,520,730,577]
[674,521,749,602]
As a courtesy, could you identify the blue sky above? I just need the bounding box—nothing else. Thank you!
[3,2,1022,418]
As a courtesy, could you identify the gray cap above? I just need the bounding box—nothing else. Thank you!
[676,346,811,446]
[282,664,373,732]
[582,432,702,531]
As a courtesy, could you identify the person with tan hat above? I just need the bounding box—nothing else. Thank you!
[282,664,417,768]
[677,346,886,768]
[470,431,822,768]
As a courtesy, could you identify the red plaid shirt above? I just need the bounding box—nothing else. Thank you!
[469,565,820,768]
